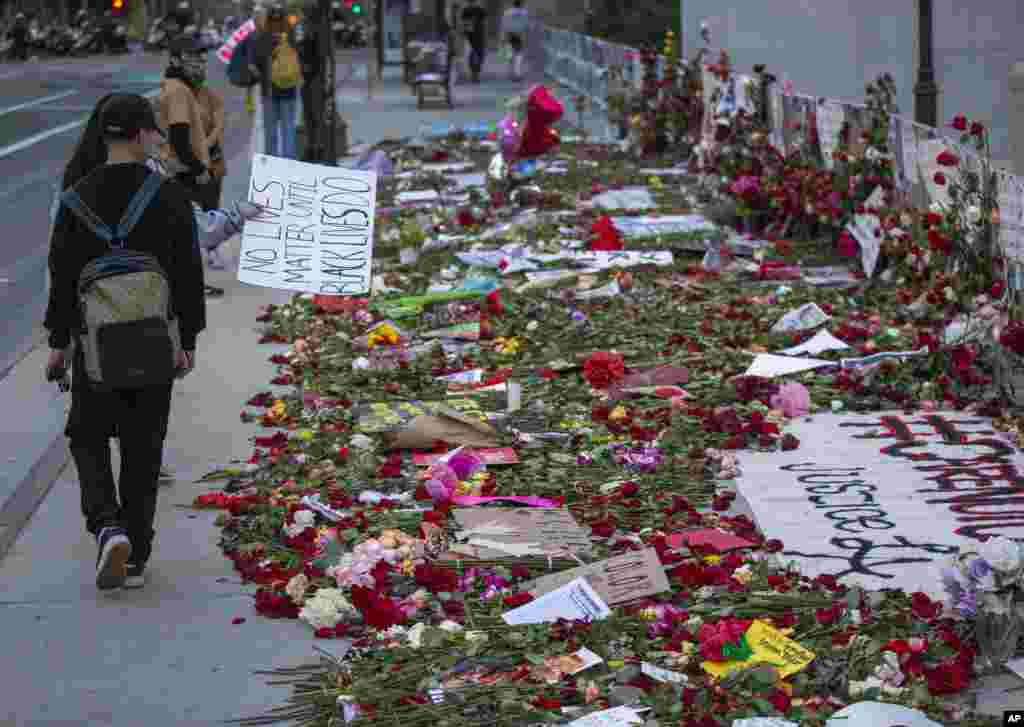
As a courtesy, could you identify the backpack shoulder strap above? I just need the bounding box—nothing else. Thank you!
[115,172,165,242]
[60,187,114,243]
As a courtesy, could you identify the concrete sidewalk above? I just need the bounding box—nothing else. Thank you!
[0,51,557,727]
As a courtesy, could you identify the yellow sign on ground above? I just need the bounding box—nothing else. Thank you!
[701,620,815,680]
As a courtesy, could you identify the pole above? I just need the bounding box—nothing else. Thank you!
[320,0,337,164]
[913,0,938,127]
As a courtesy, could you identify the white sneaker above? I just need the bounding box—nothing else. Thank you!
[124,562,147,589]
[95,526,132,590]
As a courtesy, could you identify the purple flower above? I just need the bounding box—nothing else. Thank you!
[968,557,993,582]
[447,451,484,480]
[956,590,979,618]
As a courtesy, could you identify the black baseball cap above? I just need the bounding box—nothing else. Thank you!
[101,94,165,140]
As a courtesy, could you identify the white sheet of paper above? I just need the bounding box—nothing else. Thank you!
[824,701,943,727]
[610,214,715,239]
[816,101,845,169]
[567,707,644,727]
[733,720,798,727]
[847,213,882,278]
[779,329,851,356]
[591,187,657,210]
[396,189,441,204]
[744,353,835,378]
[637,166,689,176]
[572,250,674,270]
[641,662,689,684]
[771,302,831,333]
[502,577,612,625]
[451,172,487,189]
[240,155,377,295]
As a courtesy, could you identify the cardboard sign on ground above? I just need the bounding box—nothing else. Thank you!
[451,507,592,559]
[522,547,670,606]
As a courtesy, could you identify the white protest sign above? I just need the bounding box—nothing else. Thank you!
[998,171,1024,262]
[241,155,377,295]
[779,330,851,357]
[573,250,674,270]
[743,353,835,378]
[502,577,611,625]
[610,215,716,239]
[736,411,1024,593]
[815,101,844,170]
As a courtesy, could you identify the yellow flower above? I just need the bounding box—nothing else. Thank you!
[270,400,287,418]
[703,555,721,565]
[608,406,629,422]
[648,176,664,189]
[493,337,521,355]
[639,607,659,621]
[367,324,400,349]
[401,559,416,577]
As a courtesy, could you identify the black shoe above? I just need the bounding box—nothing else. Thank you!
[204,285,225,297]
[95,526,132,590]
[124,562,147,589]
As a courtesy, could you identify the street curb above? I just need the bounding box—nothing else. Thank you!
[0,430,70,562]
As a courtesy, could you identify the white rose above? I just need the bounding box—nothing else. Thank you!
[352,357,371,370]
[966,205,981,225]
[349,434,375,450]
[285,574,310,605]
[294,510,316,528]
[439,620,463,633]
[406,622,428,649]
[300,601,341,630]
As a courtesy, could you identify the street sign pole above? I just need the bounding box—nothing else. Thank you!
[320,0,337,164]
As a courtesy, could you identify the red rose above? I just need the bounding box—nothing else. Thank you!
[619,482,640,497]
[767,689,791,713]
[933,172,946,186]
[350,586,406,631]
[764,539,785,553]
[991,281,1006,298]
[590,520,616,538]
[925,661,972,695]
[911,591,943,620]
[936,150,959,167]
[970,121,985,137]
[837,230,858,257]
[503,592,534,608]
[583,351,626,389]
[814,604,844,625]
[951,115,968,131]
[780,433,800,451]
[927,228,951,254]
[231,616,247,625]
[533,697,561,710]
[589,216,624,251]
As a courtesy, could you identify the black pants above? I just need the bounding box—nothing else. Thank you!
[68,355,173,566]
[300,74,324,161]
[196,174,223,212]
[506,33,522,53]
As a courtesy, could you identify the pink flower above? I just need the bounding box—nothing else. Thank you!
[770,382,811,418]
[782,79,794,96]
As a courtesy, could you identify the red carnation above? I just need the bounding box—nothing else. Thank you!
[970,121,985,137]
[503,592,534,608]
[951,115,968,131]
[583,351,626,389]
[933,172,946,186]
[936,150,959,167]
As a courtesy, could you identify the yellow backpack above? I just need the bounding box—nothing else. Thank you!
[270,33,301,90]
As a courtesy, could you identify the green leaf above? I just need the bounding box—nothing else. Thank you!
[525,653,547,665]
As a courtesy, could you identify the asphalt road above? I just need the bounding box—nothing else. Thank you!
[0,50,254,380]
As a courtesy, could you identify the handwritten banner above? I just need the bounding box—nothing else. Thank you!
[736,412,1024,593]
[240,155,378,295]
[522,547,670,605]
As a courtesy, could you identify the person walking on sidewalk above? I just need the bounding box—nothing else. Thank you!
[460,0,487,84]
[295,2,325,162]
[500,0,528,81]
[44,94,206,592]
[448,2,466,82]
[247,5,301,159]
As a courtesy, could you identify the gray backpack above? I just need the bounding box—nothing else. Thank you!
[60,172,182,390]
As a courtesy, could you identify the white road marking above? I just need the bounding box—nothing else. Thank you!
[0,88,159,161]
[0,90,78,118]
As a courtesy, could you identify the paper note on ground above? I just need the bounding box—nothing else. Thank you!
[779,329,851,356]
[702,620,815,679]
[641,662,688,684]
[591,187,657,210]
[503,577,612,625]
[567,706,644,727]
[824,701,943,727]
[241,155,377,295]
[744,354,835,378]
[523,548,670,605]
[770,302,830,333]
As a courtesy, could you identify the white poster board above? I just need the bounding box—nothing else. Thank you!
[240,154,378,295]
[737,411,1024,593]
[609,214,716,239]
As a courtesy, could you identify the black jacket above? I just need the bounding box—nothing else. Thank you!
[45,163,206,352]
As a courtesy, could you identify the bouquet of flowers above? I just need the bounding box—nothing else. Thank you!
[941,536,1024,671]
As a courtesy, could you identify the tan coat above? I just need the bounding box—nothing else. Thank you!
[157,77,210,173]
[194,86,226,178]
